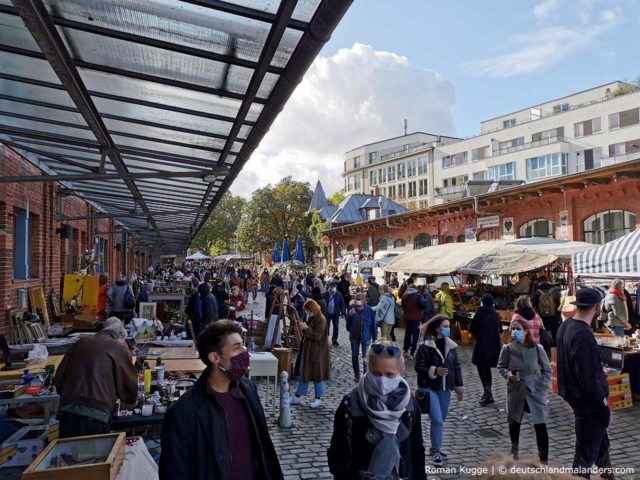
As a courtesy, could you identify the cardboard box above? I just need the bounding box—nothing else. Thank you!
[22,432,125,480]
[0,426,48,467]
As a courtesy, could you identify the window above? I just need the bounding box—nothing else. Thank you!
[532,126,564,142]
[407,159,417,177]
[379,167,386,183]
[394,239,406,249]
[519,219,555,238]
[387,165,396,181]
[442,152,468,168]
[553,103,570,113]
[95,238,106,274]
[580,147,603,171]
[413,233,430,249]
[397,162,406,179]
[526,153,568,180]
[443,175,468,187]
[408,181,417,198]
[388,185,396,199]
[359,240,369,253]
[609,108,640,129]
[608,139,640,157]
[503,118,516,128]
[417,156,428,175]
[381,187,386,196]
[13,208,33,280]
[347,176,354,192]
[398,184,406,199]
[354,173,362,190]
[347,244,355,252]
[497,137,524,153]
[583,210,636,245]
[369,152,376,163]
[574,117,601,137]
[472,146,488,161]
[473,171,487,181]
[354,156,362,168]
[487,162,515,181]
[445,236,454,244]
[376,239,388,251]
[369,170,378,186]
[456,235,466,243]
[418,179,428,196]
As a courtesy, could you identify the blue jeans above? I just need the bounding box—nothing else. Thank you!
[350,338,371,375]
[326,313,340,341]
[608,326,625,337]
[296,379,325,398]
[428,389,451,450]
[403,320,420,355]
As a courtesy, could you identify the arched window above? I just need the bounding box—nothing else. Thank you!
[359,240,369,253]
[393,239,406,249]
[376,239,388,251]
[346,244,355,252]
[519,219,555,238]
[457,234,466,243]
[583,210,636,245]
[413,233,430,249]
[445,236,454,243]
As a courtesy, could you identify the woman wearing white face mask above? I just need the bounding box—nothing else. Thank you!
[414,315,464,468]
[328,340,427,480]
[497,318,552,464]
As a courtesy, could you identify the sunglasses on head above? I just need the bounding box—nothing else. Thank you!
[371,344,402,357]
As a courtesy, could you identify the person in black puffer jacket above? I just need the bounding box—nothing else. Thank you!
[469,294,502,406]
[415,315,464,468]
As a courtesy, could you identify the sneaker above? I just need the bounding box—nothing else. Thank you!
[409,352,415,360]
[289,395,302,405]
[433,452,444,467]
[332,340,339,347]
[309,398,322,409]
[430,449,447,461]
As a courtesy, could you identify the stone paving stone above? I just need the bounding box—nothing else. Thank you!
[248,295,640,479]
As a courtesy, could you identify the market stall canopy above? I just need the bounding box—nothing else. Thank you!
[185,251,210,260]
[572,229,640,279]
[384,238,594,276]
[0,0,352,254]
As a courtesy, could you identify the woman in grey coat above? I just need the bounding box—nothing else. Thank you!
[604,278,629,336]
[497,317,552,464]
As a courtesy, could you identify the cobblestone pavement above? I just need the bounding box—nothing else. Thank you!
[247,296,640,479]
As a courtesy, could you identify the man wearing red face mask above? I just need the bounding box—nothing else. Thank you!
[160,321,283,480]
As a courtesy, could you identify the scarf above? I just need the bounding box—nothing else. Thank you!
[356,374,411,480]
[609,288,626,301]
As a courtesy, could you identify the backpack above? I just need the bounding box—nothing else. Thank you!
[537,289,555,317]
[124,287,136,310]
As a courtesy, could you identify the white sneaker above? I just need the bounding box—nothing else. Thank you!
[309,398,322,409]
[289,396,302,405]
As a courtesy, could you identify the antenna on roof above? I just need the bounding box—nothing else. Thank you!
[403,118,408,136]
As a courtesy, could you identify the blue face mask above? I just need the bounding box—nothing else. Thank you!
[511,330,525,342]
[441,327,451,337]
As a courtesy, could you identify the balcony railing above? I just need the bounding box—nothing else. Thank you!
[379,143,432,162]
[434,184,466,198]
[494,136,565,156]
[578,150,640,172]
[442,155,468,169]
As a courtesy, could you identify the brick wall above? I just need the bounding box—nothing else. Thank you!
[0,145,150,334]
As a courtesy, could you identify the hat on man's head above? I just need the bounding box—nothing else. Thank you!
[570,287,602,307]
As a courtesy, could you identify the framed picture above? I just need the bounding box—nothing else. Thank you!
[139,302,157,321]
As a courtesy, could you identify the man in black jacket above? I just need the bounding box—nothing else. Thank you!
[328,340,427,479]
[160,321,283,480]
[556,288,613,479]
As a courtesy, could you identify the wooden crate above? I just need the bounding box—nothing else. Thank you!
[22,432,125,480]
[271,347,293,376]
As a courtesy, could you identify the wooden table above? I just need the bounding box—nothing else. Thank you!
[146,347,199,359]
[0,355,64,379]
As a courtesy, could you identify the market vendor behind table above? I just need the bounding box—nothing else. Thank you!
[53,317,138,438]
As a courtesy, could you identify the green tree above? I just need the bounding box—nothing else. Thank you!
[190,192,246,255]
[235,177,313,254]
[329,189,346,205]
[306,209,331,262]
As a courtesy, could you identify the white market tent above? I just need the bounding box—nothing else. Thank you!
[384,238,595,276]
[185,251,211,261]
[572,229,640,279]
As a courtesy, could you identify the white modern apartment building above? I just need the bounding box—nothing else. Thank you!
[343,81,640,208]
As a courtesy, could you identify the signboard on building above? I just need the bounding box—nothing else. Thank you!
[321,235,331,246]
[502,217,515,240]
[476,215,500,229]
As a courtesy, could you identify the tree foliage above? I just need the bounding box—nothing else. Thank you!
[329,189,346,205]
[190,192,246,255]
[235,177,313,254]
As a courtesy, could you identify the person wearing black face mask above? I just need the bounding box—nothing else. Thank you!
[160,321,283,480]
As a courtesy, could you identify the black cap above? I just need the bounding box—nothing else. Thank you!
[570,287,602,307]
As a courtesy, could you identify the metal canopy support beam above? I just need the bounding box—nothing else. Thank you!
[3,140,98,172]
[11,0,166,242]
[0,168,227,183]
[58,208,205,221]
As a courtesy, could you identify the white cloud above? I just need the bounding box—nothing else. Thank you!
[230,43,456,198]
[534,0,558,18]
[463,3,620,78]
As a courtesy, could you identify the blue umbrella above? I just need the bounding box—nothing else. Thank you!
[282,239,291,262]
[273,242,281,263]
[294,236,305,263]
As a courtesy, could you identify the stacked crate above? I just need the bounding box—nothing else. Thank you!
[607,373,633,410]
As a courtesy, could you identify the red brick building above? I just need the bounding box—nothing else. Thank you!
[0,145,150,334]
[326,160,640,262]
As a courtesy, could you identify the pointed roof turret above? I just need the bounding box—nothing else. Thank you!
[309,180,328,211]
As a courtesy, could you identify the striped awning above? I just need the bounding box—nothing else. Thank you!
[572,229,640,278]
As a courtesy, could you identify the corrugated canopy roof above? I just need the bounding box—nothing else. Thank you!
[0,0,351,253]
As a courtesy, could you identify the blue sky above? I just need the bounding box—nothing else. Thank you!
[322,0,640,137]
[233,0,640,196]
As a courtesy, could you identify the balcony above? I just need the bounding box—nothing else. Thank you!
[379,143,433,162]
[494,136,565,157]
[578,150,640,172]
[434,184,466,201]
